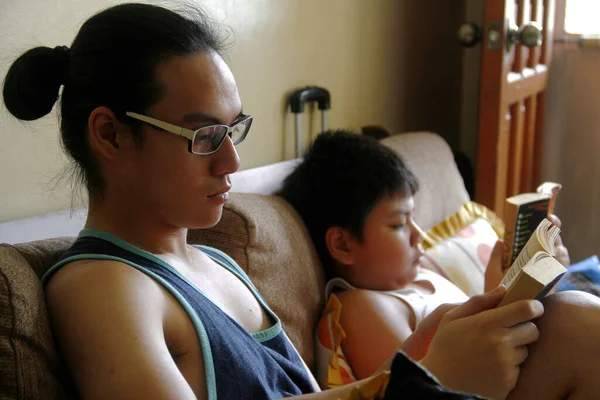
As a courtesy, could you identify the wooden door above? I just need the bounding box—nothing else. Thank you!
[475,0,555,218]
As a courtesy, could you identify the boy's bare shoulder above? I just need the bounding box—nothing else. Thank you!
[335,288,413,324]
[334,288,416,379]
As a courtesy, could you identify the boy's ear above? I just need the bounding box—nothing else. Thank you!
[325,226,355,266]
[87,106,136,161]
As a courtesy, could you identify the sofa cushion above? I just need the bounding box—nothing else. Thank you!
[0,237,75,399]
[188,193,325,370]
[381,132,471,231]
[420,202,504,297]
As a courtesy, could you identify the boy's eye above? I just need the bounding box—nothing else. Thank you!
[391,223,406,230]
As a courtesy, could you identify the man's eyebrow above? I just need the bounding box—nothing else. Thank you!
[182,108,244,126]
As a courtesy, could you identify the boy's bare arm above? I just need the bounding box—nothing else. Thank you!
[336,289,414,379]
[46,261,201,400]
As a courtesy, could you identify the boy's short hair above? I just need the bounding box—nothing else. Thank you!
[279,130,419,278]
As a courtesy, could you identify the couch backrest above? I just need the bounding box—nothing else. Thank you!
[0,238,75,399]
[381,132,470,230]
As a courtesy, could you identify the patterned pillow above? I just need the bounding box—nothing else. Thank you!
[420,202,504,297]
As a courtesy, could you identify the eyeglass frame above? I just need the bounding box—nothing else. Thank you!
[125,111,253,155]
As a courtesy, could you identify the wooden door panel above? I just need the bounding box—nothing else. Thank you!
[476,0,555,218]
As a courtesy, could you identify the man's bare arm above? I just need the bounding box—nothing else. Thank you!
[45,260,201,400]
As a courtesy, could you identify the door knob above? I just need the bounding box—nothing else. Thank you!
[458,22,482,47]
[508,22,542,49]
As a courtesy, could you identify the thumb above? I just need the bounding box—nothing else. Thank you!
[547,214,562,229]
[401,303,461,360]
[445,285,507,321]
[492,239,504,256]
[489,239,504,267]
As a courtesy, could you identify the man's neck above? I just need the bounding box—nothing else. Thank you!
[84,196,190,260]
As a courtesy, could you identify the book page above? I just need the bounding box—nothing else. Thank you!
[497,252,567,307]
[501,219,560,287]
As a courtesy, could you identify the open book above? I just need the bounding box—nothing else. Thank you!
[497,219,567,307]
[502,182,562,270]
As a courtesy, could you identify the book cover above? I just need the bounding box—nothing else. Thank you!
[502,182,561,270]
[503,196,550,269]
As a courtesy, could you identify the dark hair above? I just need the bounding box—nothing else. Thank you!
[279,130,419,278]
[3,3,226,197]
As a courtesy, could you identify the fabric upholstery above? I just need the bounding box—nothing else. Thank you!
[381,132,470,231]
[0,238,75,399]
[188,193,326,370]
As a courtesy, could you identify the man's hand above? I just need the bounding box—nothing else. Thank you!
[419,286,544,400]
[401,302,461,361]
[547,214,570,267]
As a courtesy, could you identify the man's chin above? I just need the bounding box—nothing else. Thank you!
[187,209,224,230]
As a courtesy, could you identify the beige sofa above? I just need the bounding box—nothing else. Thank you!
[0,132,469,399]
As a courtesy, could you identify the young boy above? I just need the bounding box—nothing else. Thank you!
[279,130,570,387]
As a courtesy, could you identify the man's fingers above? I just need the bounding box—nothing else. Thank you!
[508,321,540,347]
[513,345,529,366]
[418,303,461,335]
[491,300,544,328]
[444,286,507,321]
[402,303,462,360]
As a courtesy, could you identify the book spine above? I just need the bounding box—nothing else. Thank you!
[505,199,550,268]
[498,273,541,307]
[502,202,519,270]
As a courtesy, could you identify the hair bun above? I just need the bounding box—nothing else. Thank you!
[53,46,71,82]
[3,45,71,121]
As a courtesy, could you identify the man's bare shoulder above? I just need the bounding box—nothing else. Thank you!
[44,260,200,399]
[46,259,166,314]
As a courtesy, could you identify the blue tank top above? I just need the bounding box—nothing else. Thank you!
[42,228,315,400]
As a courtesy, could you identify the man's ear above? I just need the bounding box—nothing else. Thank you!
[325,226,356,266]
[87,106,135,160]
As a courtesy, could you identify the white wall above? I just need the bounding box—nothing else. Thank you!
[0,0,463,223]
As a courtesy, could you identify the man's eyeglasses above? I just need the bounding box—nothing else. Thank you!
[126,111,253,155]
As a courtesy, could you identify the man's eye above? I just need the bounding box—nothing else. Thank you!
[391,223,406,230]
[195,134,213,143]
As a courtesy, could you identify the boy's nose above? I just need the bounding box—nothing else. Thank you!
[411,220,425,246]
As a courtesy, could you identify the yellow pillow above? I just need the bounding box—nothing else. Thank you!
[420,202,504,297]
